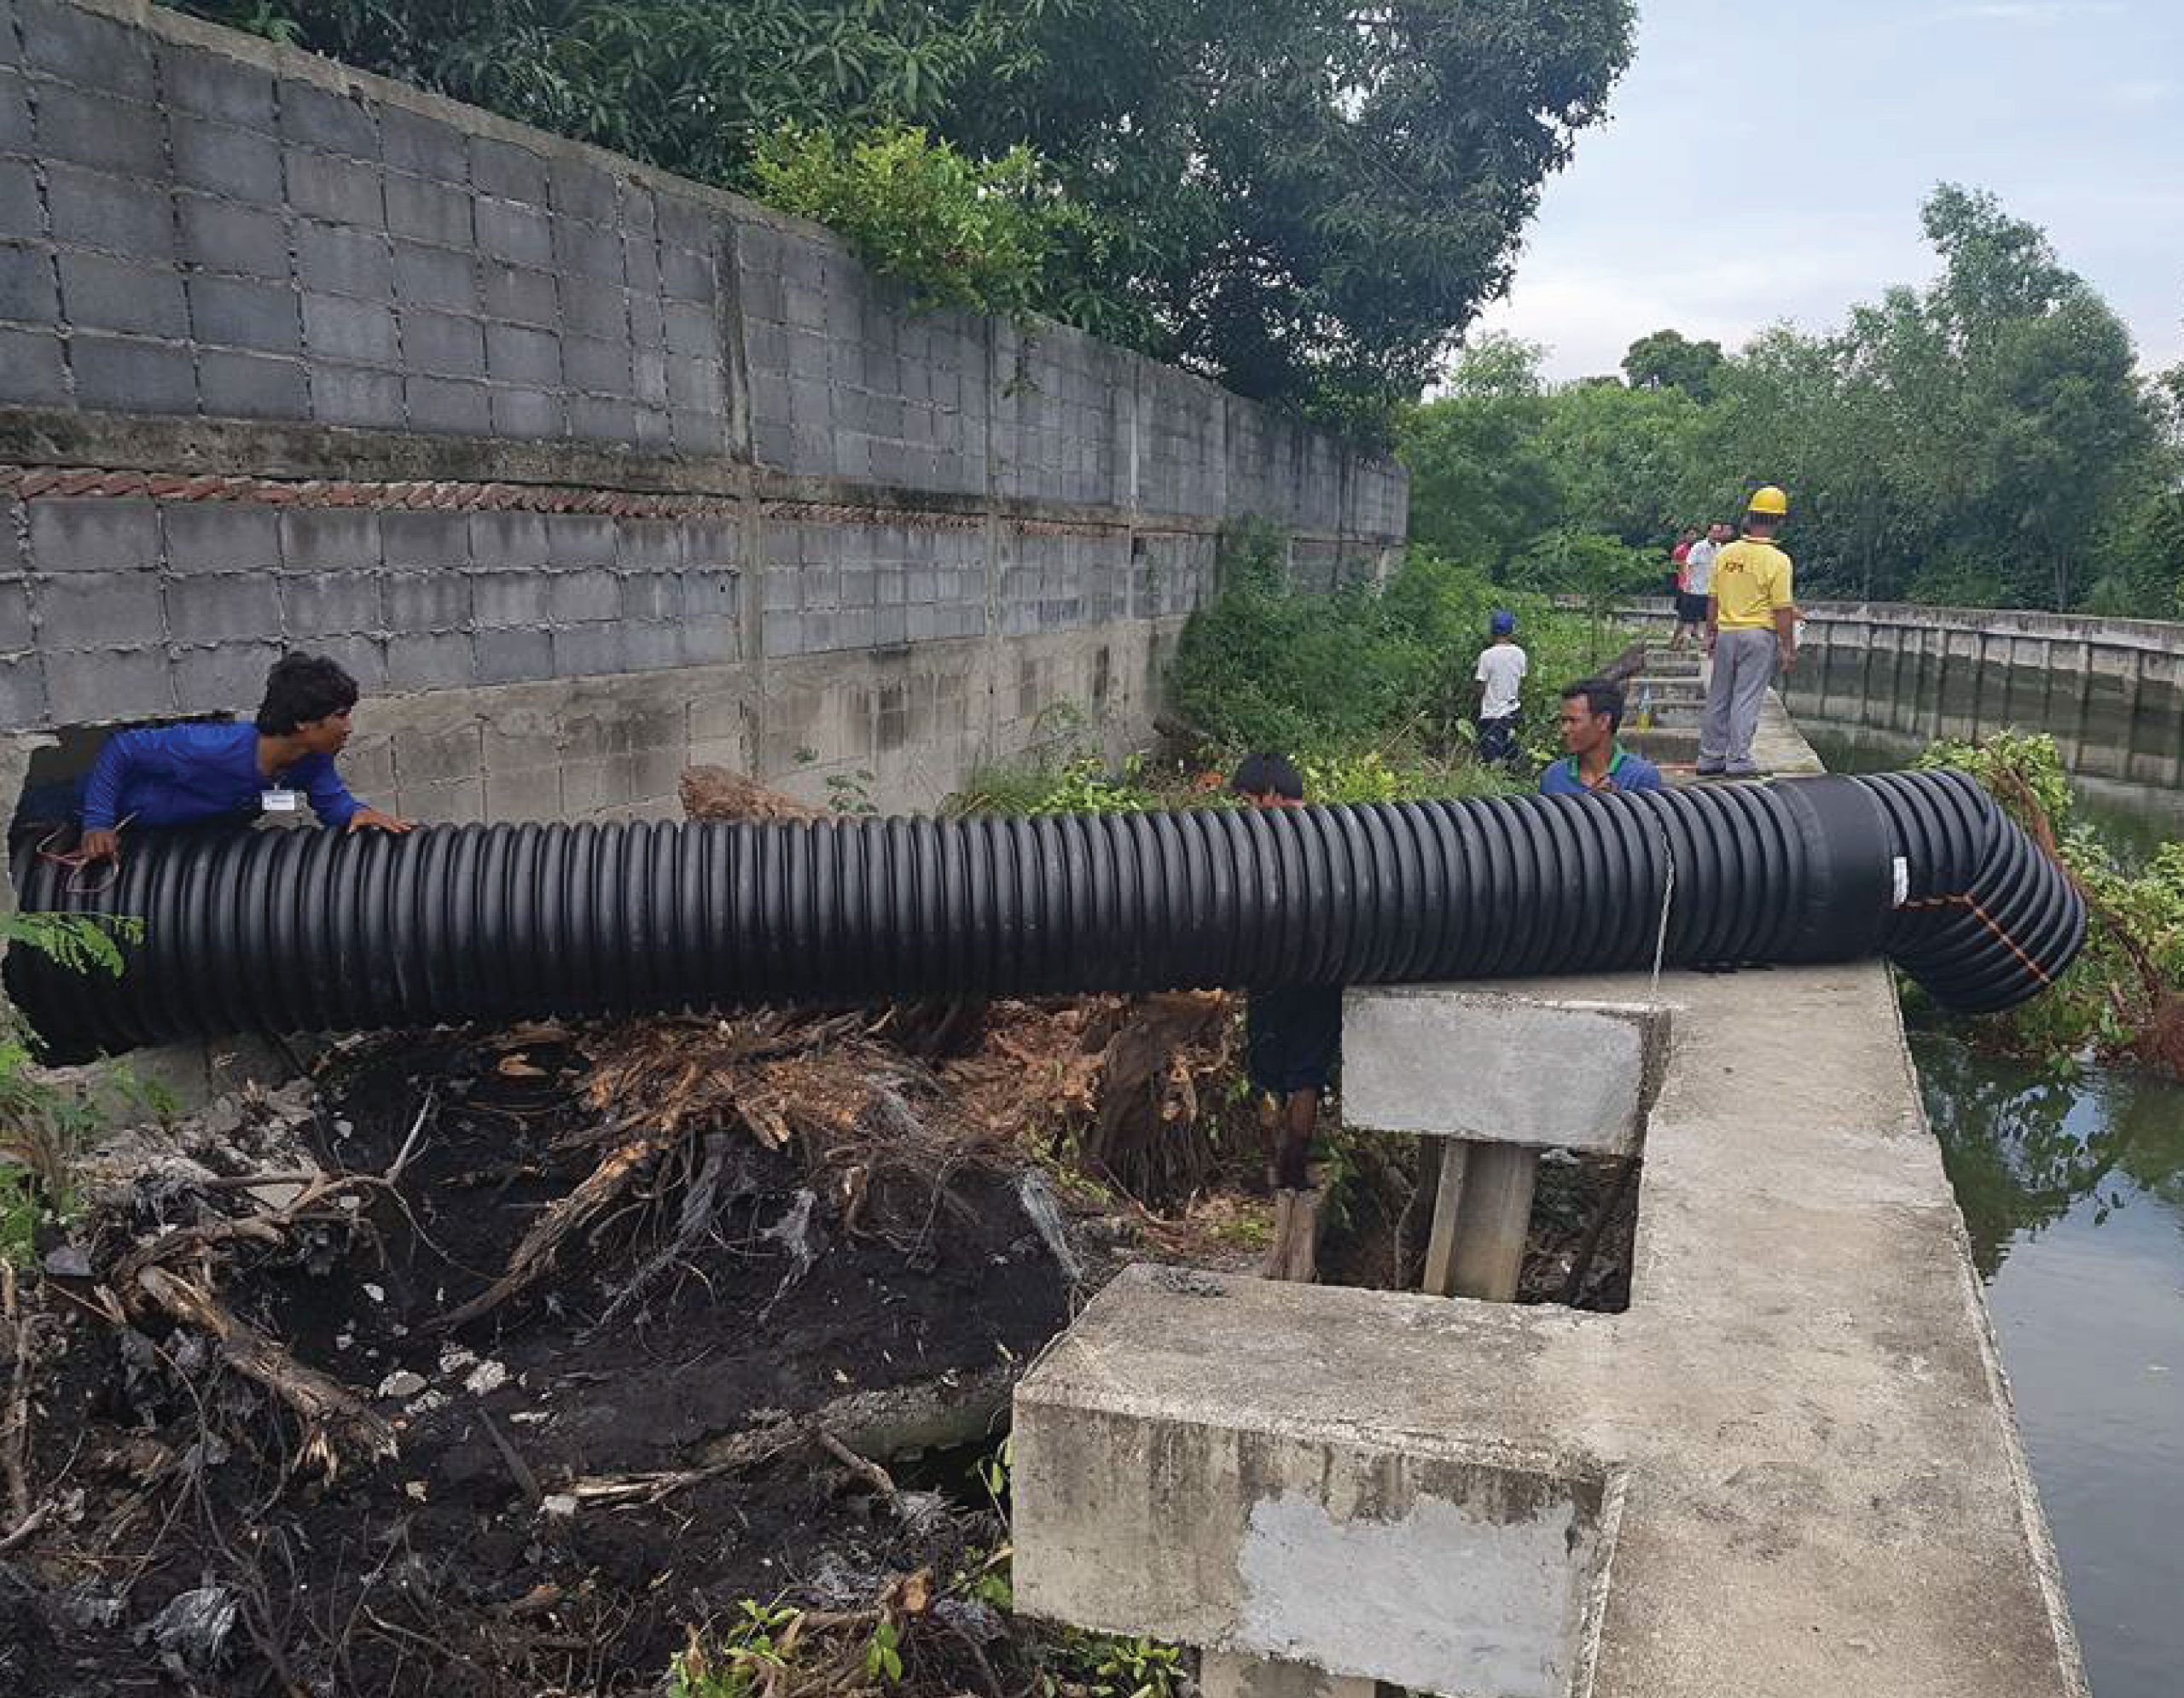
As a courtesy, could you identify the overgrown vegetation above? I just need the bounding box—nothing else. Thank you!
[0,911,142,1266]
[1913,730,2184,1078]
[752,125,1095,322]
[1165,526,1622,771]
[1404,186,2184,613]
[664,1538,1184,1698]
[179,0,1634,424]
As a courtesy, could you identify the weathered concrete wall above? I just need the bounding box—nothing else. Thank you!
[0,0,1405,817]
[1785,602,2184,790]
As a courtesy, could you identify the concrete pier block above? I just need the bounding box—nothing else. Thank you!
[1341,987,1667,1154]
[1014,1270,1618,1698]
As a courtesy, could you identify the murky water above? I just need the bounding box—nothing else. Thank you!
[1793,672,2184,1695]
[1913,1037,2184,1698]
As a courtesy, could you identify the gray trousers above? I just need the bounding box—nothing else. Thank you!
[1700,627,1776,772]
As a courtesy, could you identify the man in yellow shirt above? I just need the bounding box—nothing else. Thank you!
[1699,486,1798,777]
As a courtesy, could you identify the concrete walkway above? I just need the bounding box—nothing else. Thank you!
[1622,650,1821,782]
[1014,708,2085,1698]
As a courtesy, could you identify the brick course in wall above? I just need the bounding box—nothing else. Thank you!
[0,0,1407,801]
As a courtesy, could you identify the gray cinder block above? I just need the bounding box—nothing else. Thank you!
[165,571,282,643]
[198,349,310,421]
[36,570,164,648]
[189,275,305,355]
[163,503,280,574]
[67,333,195,412]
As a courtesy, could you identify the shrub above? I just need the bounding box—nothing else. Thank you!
[0,910,141,1265]
[1913,730,2184,1073]
[752,124,1095,320]
[1167,538,1624,764]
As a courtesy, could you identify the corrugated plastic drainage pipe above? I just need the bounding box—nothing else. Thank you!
[6,771,2084,1062]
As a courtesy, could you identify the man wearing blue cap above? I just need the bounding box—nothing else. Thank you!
[1473,610,1528,768]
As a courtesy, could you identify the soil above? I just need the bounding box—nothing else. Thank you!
[0,1003,1638,1696]
[3,1030,1065,1697]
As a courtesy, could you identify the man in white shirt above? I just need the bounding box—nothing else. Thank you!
[1473,610,1529,768]
[1674,521,1730,648]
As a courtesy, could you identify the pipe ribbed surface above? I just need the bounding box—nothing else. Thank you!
[7,771,2082,1061]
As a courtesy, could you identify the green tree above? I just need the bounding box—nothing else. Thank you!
[1397,337,1561,567]
[181,0,1635,422]
[1532,377,1708,546]
[750,125,1091,319]
[1621,329,1727,400]
[1691,187,2160,610]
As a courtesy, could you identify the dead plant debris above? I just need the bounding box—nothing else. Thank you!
[0,949,1635,1694]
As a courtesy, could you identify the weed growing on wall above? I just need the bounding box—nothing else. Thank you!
[752,125,1097,321]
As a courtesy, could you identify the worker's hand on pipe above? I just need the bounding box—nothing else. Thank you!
[78,828,121,864]
[348,808,415,835]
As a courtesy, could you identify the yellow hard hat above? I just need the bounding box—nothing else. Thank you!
[1748,485,1789,517]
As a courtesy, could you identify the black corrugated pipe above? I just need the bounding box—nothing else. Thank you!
[6,770,2082,1061]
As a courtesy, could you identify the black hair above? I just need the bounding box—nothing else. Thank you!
[1229,751,1304,801]
[1560,678,1624,733]
[257,652,360,735]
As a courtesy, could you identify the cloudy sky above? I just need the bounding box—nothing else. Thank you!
[1470,0,2184,381]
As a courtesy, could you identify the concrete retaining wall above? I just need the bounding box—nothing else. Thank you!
[0,0,1405,818]
[1621,597,2184,789]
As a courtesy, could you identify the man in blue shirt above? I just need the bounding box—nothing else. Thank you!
[1538,679,1667,797]
[73,653,410,864]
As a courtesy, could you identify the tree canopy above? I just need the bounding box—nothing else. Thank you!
[187,0,1635,424]
[1620,329,1726,400]
[1402,186,2181,613]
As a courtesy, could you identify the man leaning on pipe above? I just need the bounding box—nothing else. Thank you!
[43,653,412,866]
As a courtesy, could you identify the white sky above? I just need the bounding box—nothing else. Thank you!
[1469,0,2184,381]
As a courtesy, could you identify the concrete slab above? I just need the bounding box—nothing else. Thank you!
[1017,959,2085,1698]
[1015,1267,1620,1698]
[1341,987,1666,1154]
[1199,1654,1374,1698]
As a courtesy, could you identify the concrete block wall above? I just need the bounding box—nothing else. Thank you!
[0,0,1407,827]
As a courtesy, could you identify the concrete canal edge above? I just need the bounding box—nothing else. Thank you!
[1011,703,2089,1698]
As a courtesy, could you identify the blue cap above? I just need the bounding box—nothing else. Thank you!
[1490,610,1517,637]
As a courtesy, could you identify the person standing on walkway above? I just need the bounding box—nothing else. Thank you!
[1699,488,1798,777]
[1667,528,1700,649]
[1472,610,1529,768]
[1676,520,1729,650]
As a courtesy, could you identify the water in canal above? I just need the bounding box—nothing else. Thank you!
[1791,666,2184,1698]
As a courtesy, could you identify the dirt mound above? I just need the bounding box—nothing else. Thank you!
[1,1024,1069,1695]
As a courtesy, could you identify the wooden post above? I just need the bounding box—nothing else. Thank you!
[1420,1137,1539,1303]
[1262,1187,1326,1284]
[1420,1139,1469,1297]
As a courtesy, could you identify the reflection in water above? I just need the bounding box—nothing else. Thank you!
[1910,1034,2184,1698]
[1916,1033,2184,1277]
